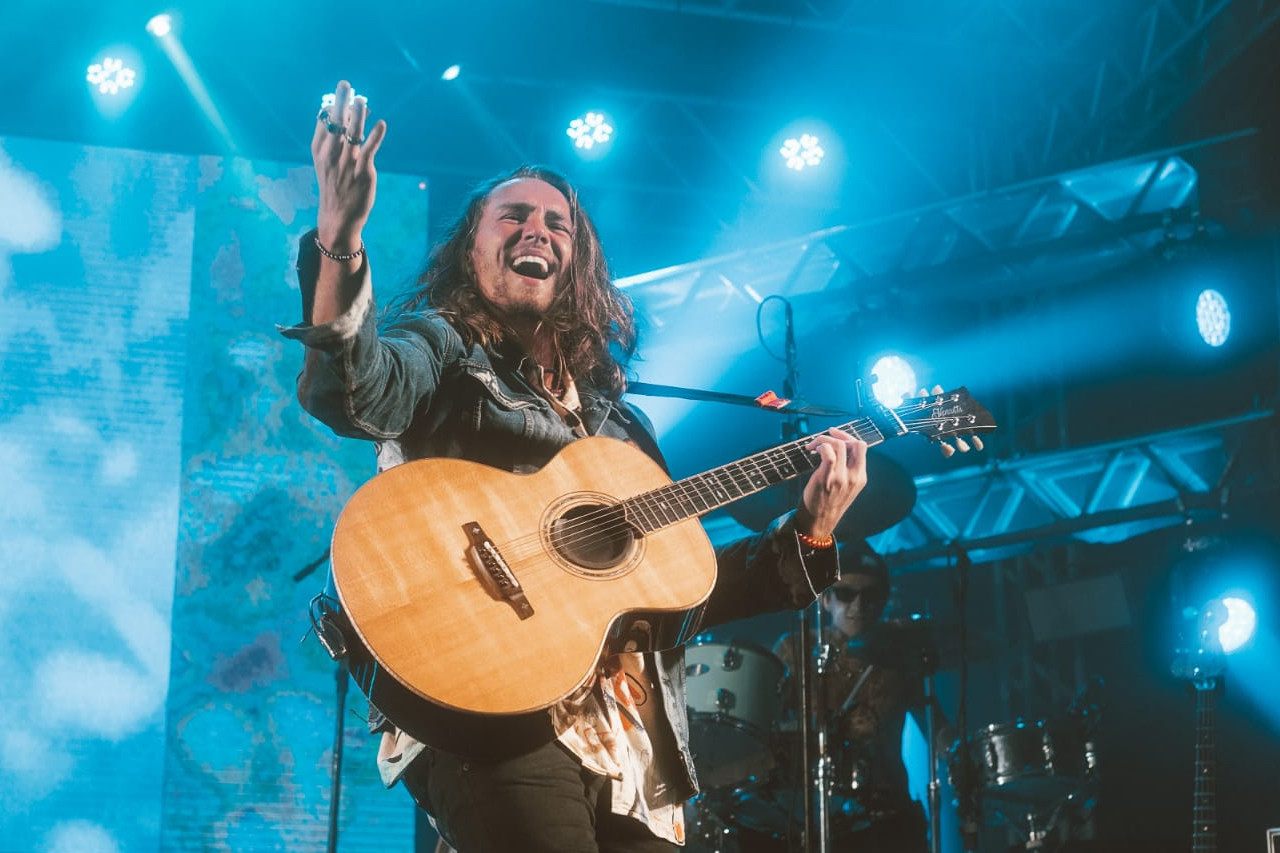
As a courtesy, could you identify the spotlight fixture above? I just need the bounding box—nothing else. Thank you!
[1217,596,1256,654]
[441,64,461,81]
[870,354,916,408]
[86,58,136,95]
[1195,288,1230,347]
[566,111,614,151]
[146,13,173,37]
[780,133,824,171]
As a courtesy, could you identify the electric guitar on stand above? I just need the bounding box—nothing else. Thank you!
[1171,599,1227,853]
[328,387,996,756]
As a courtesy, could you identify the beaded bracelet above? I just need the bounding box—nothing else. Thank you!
[314,235,366,262]
[796,530,836,550]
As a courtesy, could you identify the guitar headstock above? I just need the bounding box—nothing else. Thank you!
[893,387,997,457]
[1171,599,1227,688]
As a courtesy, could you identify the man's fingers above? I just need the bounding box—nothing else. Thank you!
[346,95,369,146]
[311,114,329,159]
[846,434,867,466]
[360,119,388,166]
[333,80,353,126]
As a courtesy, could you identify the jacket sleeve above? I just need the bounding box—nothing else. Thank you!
[696,511,841,630]
[278,230,462,440]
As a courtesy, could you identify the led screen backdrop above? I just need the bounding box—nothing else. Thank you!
[0,135,429,853]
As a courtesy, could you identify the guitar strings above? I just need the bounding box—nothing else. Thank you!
[491,419,884,562]
[490,415,970,564]
[496,414,974,564]
[493,415,970,562]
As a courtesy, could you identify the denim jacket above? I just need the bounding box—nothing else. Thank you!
[280,232,840,800]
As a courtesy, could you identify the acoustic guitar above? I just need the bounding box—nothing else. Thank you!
[328,387,995,756]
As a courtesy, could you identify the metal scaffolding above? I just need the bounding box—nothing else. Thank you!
[871,409,1279,571]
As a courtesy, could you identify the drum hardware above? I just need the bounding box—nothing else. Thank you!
[811,630,834,853]
[684,792,740,853]
[983,793,1092,852]
[947,713,1101,852]
[686,638,786,791]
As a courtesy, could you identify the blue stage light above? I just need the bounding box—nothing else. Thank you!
[441,64,461,81]
[1218,596,1256,654]
[86,57,136,95]
[870,355,916,407]
[1196,288,1230,347]
[780,134,824,171]
[567,111,614,152]
[146,14,173,37]
[567,111,614,161]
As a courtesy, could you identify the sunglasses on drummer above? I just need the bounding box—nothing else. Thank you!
[829,585,887,605]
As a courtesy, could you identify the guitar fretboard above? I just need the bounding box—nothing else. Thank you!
[1193,682,1217,853]
[619,417,888,534]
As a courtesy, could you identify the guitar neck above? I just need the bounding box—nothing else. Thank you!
[1193,682,1217,853]
[620,415,890,534]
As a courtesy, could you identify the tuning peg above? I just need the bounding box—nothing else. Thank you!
[954,436,971,453]
[939,441,956,458]
[931,384,944,395]
[971,435,984,451]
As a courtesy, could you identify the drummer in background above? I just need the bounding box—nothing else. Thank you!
[765,539,957,853]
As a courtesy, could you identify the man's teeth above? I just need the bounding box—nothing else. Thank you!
[512,255,550,277]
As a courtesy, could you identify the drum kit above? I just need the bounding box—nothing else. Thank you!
[683,632,1100,852]
[684,455,1100,851]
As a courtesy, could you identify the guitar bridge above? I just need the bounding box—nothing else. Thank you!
[463,521,535,620]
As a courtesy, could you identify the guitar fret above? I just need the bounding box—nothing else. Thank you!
[684,476,715,513]
[717,466,748,499]
[672,486,702,517]
[743,457,771,489]
[637,493,669,530]
[650,490,681,525]
[625,495,661,534]
[701,472,734,506]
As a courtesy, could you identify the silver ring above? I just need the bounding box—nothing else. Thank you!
[317,108,342,135]
[344,132,364,146]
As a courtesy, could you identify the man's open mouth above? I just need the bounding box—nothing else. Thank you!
[511,255,551,279]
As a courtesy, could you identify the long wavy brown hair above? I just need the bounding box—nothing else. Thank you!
[384,166,636,398]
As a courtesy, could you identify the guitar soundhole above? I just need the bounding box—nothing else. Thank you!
[550,503,636,572]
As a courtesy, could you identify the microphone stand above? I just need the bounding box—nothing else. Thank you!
[951,542,981,852]
[298,551,348,853]
[776,299,831,853]
[328,659,349,853]
[922,647,942,853]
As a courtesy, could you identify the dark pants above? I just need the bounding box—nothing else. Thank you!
[402,739,679,853]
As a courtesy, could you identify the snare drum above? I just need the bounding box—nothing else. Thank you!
[685,639,785,790]
[952,718,1097,802]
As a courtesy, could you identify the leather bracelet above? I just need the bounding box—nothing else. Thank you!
[314,235,365,262]
[796,529,835,550]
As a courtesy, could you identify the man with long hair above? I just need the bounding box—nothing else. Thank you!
[282,80,870,852]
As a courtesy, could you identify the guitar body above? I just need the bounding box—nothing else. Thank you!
[331,436,718,753]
